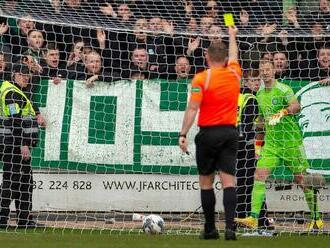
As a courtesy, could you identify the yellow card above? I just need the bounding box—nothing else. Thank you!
[223,13,235,27]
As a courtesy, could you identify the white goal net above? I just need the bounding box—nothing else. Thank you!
[0,0,329,235]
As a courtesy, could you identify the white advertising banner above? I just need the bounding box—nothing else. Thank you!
[4,173,329,212]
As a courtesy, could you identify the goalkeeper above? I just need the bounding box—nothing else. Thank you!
[235,60,323,232]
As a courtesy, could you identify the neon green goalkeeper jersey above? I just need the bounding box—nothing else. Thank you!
[256,81,303,148]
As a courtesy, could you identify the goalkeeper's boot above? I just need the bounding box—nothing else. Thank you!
[307,219,324,233]
[225,229,237,240]
[234,216,258,229]
[199,229,219,240]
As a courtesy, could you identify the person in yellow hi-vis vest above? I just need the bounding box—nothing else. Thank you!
[0,63,41,228]
[236,69,271,229]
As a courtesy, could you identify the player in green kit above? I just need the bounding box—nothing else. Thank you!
[235,60,323,232]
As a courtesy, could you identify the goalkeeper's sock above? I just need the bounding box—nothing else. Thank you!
[304,188,321,220]
[251,181,266,219]
[223,187,237,231]
[201,189,216,232]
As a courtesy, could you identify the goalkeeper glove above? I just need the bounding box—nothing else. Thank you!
[268,109,288,126]
[255,140,264,159]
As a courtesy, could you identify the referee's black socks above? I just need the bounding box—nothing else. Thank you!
[223,187,237,231]
[201,189,216,232]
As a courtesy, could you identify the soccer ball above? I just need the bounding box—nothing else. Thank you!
[142,214,165,234]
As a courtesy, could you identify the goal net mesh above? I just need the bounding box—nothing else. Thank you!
[0,0,329,235]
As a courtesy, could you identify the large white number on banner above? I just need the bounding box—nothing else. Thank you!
[44,80,67,161]
[140,81,198,166]
[68,81,135,164]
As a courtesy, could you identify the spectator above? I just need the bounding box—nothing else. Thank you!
[239,0,282,26]
[23,29,44,62]
[273,51,289,79]
[149,17,163,36]
[1,15,35,60]
[128,17,170,67]
[300,45,330,82]
[238,8,251,32]
[261,52,273,61]
[183,0,195,18]
[99,2,118,19]
[186,17,198,34]
[173,56,192,80]
[300,19,329,62]
[20,29,45,74]
[207,25,223,44]
[205,0,219,20]
[283,6,301,32]
[199,16,214,35]
[117,3,134,23]
[40,43,67,84]
[123,47,165,80]
[184,23,223,73]
[83,50,117,87]
[317,0,330,29]
[67,39,86,80]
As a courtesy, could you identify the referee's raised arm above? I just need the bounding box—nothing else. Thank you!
[179,26,241,240]
[228,26,239,62]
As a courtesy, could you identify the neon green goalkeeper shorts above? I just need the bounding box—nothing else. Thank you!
[257,144,309,174]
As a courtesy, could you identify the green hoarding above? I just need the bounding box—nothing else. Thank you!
[27,79,330,178]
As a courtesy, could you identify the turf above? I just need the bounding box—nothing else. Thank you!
[0,230,329,248]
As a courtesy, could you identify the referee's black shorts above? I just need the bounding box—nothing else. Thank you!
[195,125,238,176]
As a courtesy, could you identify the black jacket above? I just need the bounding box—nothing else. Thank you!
[238,88,259,147]
[2,82,39,147]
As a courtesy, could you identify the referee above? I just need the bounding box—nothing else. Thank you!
[0,64,40,228]
[179,26,241,240]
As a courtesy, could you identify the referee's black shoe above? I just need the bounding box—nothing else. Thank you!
[199,229,220,240]
[225,229,237,240]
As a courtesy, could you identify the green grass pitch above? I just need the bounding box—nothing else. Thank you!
[0,229,329,248]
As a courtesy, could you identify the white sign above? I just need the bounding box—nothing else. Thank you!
[3,173,329,212]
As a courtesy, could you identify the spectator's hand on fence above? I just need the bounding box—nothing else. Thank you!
[21,145,31,160]
[319,77,330,85]
[37,113,47,128]
[187,37,200,56]
[52,76,62,85]
[149,65,159,71]
[97,29,106,49]
[86,75,99,88]
[240,10,249,26]
[100,3,117,18]
[269,109,288,126]
[0,23,9,35]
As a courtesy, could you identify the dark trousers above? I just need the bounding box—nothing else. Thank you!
[236,143,268,226]
[0,145,33,225]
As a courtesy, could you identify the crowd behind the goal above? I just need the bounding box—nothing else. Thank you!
[0,0,329,87]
